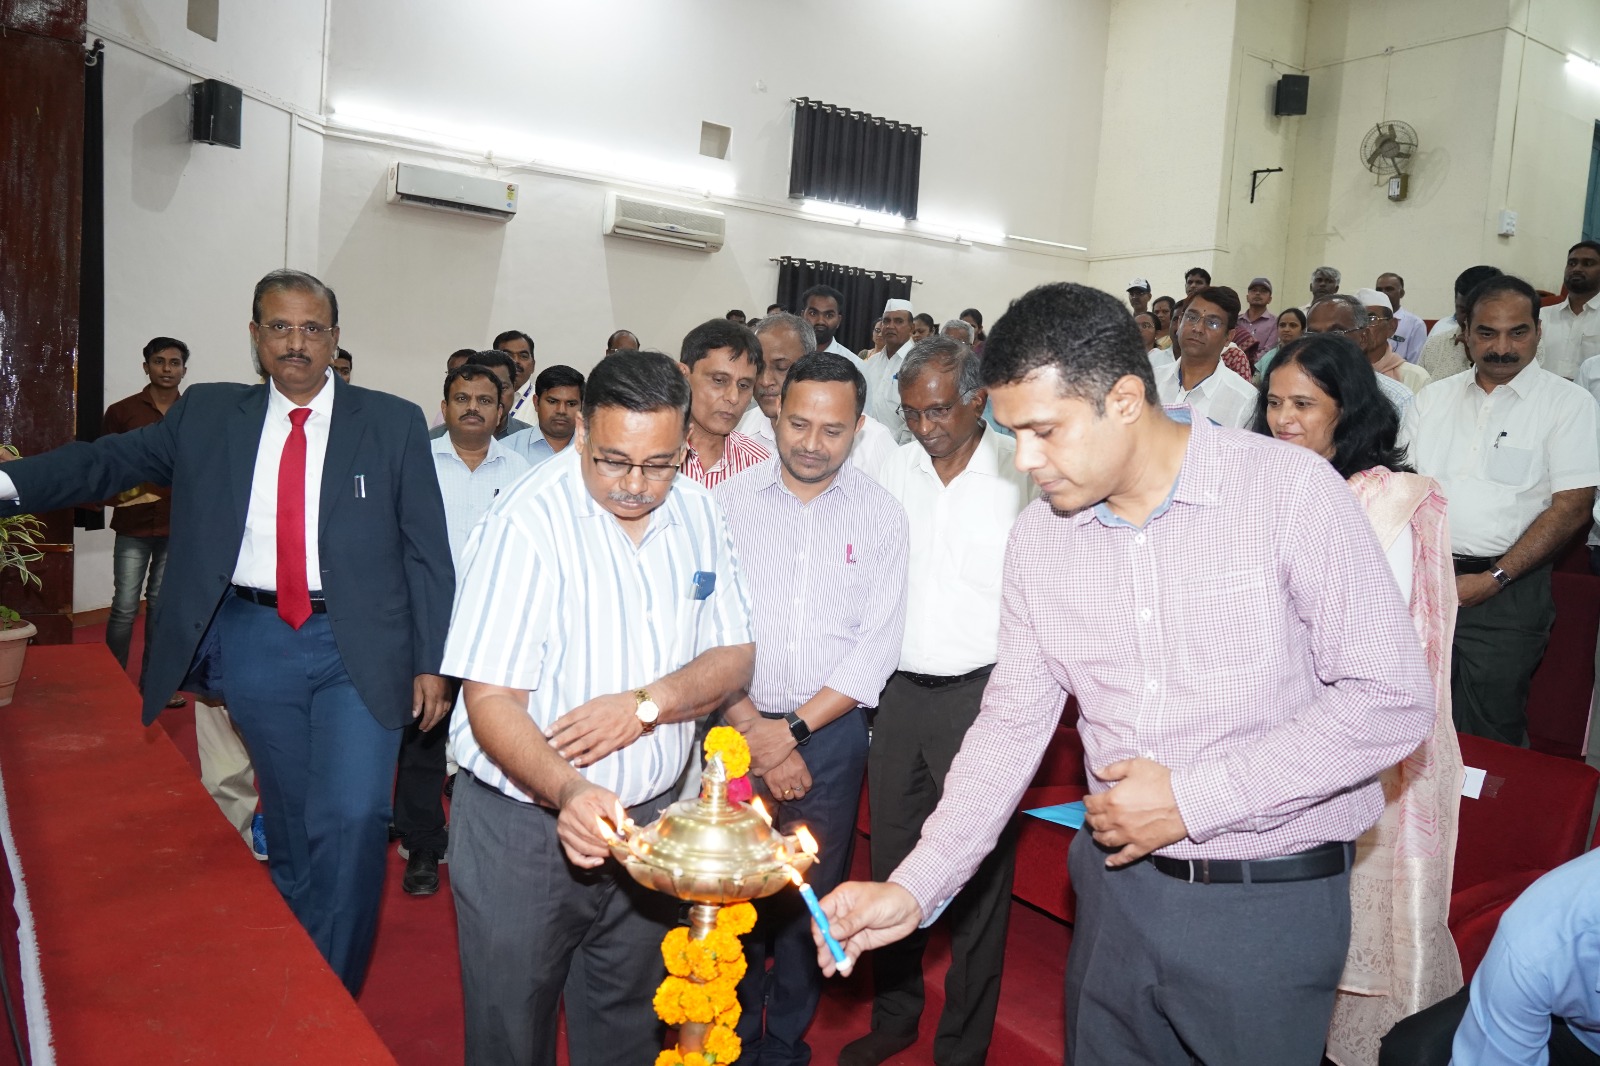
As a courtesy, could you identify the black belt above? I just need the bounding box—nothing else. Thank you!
[1150,841,1353,885]
[897,665,994,690]
[1452,554,1499,575]
[233,585,327,613]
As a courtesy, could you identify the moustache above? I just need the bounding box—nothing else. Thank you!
[459,414,484,423]
[1481,353,1519,364]
[607,489,658,508]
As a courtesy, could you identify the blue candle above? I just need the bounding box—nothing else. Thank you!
[798,881,852,975]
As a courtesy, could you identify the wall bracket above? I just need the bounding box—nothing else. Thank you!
[1250,167,1284,203]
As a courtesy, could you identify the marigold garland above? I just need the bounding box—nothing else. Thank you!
[702,726,751,780]
[653,899,757,1060]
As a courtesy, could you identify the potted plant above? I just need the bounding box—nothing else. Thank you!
[0,513,44,706]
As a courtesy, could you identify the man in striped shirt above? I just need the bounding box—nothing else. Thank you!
[716,351,909,1066]
[440,351,756,1066]
[678,318,770,488]
[814,282,1433,1065]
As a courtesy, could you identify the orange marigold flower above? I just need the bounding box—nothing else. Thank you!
[705,1025,742,1063]
[662,927,692,977]
[653,976,690,1026]
[716,902,757,936]
[680,985,714,1025]
[683,1054,709,1066]
[655,1052,685,1066]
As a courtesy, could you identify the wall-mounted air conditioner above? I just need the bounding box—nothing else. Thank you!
[603,191,725,251]
[387,163,518,221]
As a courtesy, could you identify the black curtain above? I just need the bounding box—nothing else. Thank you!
[774,257,913,355]
[74,39,105,531]
[789,98,922,219]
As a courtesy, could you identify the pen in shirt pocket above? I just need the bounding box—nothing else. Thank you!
[1494,432,1507,449]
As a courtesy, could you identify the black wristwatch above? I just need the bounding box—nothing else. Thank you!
[1489,566,1512,589]
[784,711,812,746]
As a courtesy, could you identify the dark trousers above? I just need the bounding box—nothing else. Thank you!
[451,773,678,1066]
[393,706,452,854]
[1380,985,1600,1065]
[738,706,869,1066]
[866,671,1015,1066]
[214,594,402,994]
[1065,829,1351,1065]
[1451,564,1555,745]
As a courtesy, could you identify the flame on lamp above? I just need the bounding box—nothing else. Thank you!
[751,796,773,826]
[795,826,819,857]
[786,865,804,886]
[595,815,620,843]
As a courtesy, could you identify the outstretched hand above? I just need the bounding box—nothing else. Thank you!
[811,881,923,977]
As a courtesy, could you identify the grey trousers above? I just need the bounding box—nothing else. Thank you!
[1065,829,1352,1065]
[1451,564,1555,745]
[452,774,679,1066]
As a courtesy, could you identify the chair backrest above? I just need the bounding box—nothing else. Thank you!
[1525,571,1600,758]
[1453,732,1600,895]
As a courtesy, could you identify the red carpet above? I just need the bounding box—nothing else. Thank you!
[5,643,393,1063]
[76,618,1070,1064]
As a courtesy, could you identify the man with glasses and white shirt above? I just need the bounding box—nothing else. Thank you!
[1307,296,1416,416]
[442,351,755,1066]
[1153,286,1259,427]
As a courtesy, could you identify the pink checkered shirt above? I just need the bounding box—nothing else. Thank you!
[681,430,770,490]
[891,411,1435,920]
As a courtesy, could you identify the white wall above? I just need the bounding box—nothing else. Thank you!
[78,0,327,611]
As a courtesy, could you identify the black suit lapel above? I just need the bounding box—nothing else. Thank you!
[320,377,368,538]
[228,386,269,536]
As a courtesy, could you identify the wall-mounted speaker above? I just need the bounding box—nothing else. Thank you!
[1274,74,1309,117]
[191,79,243,148]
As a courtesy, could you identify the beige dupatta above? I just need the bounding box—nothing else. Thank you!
[1327,468,1464,1066]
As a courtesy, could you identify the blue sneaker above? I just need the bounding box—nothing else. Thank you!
[251,813,268,861]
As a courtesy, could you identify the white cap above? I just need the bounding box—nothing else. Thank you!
[883,298,913,314]
[1127,277,1151,292]
[1355,287,1392,311]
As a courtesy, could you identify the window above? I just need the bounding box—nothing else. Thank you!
[788,98,923,220]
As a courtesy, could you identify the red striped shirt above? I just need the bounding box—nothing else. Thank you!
[681,430,770,490]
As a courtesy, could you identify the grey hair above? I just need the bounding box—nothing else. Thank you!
[752,311,816,354]
[1317,293,1370,328]
[1311,265,1342,284]
[940,319,976,344]
[900,336,984,401]
[252,268,339,326]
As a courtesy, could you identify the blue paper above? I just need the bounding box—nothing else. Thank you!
[1024,800,1087,829]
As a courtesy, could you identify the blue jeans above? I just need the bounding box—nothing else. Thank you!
[106,534,168,673]
[214,594,403,994]
[737,706,869,1066]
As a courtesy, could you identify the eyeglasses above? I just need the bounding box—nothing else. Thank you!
[1178,310,1228,332]
[257,322,334,339]
[589,455,680,481]
[896,403,957,424]
[1306,324,1369,337]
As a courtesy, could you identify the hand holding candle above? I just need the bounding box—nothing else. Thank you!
[789,826,853,976]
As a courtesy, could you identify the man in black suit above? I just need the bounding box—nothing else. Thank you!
[0,269,454,994]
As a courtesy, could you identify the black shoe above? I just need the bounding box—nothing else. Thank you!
[402,850,441,896]
[838,1030,917,1066]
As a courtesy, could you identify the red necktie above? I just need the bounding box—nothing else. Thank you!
[276,407,313,629]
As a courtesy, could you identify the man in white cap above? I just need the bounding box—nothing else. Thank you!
[864,298,917,444]
[1356,288,1431,395]
[1126,279,1151,316]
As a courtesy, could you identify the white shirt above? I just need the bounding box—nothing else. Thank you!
[877,428,1036,675]
[863,339,916,444]
[232,372,336,591]
[1153,360,1259,429]
[825,337,869,371]
[441,447,754,806]
[1428,314,1457,338]
[429,433,530,564]
[1391,307,1428,365]
[1539,296,1600,380]
[1390,361,1431,395]
[736,402,898,483]
[1148,347,1174,369]
[1403,365,1600,556]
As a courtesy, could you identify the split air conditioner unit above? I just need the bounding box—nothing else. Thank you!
[603,191,725,252]
[386,163,518,221]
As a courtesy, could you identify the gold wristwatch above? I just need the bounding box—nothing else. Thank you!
[634,689,660,735]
